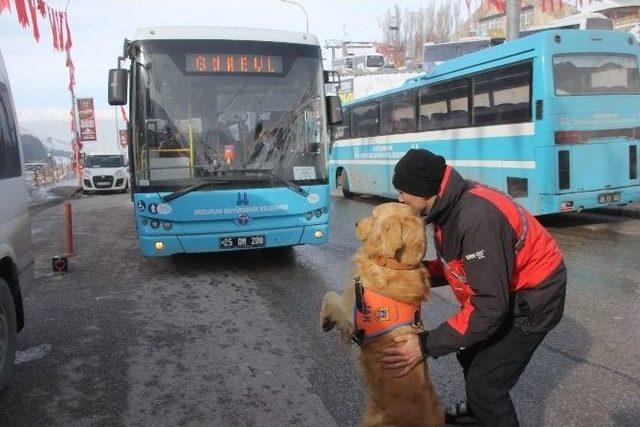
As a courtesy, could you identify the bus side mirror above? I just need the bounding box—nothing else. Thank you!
[108,69,128,105]
[326,95,343,126]
[323,70,340,84]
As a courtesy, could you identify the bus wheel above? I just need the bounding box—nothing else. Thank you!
[338,170,355,198]
[0,278,17,392]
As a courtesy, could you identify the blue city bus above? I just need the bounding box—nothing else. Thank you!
[108,27,342,256]
[330,30,640,215]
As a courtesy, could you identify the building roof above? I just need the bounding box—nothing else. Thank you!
[586,0,640,12]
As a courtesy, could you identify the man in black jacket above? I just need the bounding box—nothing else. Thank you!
[379,149,566,427]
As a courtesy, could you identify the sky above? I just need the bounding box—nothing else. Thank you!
[0,0,455,152]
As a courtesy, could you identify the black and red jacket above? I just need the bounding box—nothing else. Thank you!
[420,166,566,358]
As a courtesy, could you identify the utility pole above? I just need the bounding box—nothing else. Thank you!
[506,0,522,40]
[325,39,343,71]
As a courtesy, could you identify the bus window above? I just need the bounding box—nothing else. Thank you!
[352,103,379,138]
[473,61,532,125]
[380,91,417,135]
[334,107,351,140]
[553,54,640,96]
[419,79,469,131]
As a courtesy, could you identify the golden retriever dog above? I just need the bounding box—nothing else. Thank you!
[320,202,443,427]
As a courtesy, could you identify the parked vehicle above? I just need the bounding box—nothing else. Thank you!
[0,49,35,391]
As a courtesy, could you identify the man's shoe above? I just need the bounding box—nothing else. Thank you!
[444,400,478,425]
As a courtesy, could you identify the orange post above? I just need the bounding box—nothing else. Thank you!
[65,202,74,256]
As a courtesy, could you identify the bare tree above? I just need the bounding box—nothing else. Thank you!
[379,1,462,65]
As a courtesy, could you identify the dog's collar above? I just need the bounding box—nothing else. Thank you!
[373,255,421,271]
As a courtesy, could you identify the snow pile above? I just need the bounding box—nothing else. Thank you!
[350,72,422,100]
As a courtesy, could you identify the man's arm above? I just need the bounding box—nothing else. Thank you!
[421,210,516,357]
[422,259,448,287]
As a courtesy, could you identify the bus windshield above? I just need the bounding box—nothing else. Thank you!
[132,40,328,189]
[553,54,640,96]
[85,155,124,168]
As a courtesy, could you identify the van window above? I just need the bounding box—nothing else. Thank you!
[0,84,21,179]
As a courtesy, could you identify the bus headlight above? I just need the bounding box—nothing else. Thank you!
[314,230,324,239]
[154,241,165,251]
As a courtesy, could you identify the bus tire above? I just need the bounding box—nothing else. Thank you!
[0,278,17,393]
[338,170,355,198]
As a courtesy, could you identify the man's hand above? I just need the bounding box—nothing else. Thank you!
[378,334,424,378]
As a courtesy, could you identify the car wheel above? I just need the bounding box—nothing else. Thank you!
[0,278,17,392]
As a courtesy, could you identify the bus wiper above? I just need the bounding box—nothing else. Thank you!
[224,169,309,197]
[161,179,230,203]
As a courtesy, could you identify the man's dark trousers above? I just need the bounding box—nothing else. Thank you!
[456,322,547,427]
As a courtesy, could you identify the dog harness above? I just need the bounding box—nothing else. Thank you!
[351,276,422,346]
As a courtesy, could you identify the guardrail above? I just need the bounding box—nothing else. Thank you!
[26,163,75,187]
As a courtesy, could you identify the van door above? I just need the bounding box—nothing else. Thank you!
[0,82,32,291]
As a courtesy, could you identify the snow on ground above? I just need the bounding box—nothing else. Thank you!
[27,177,80,207]
[349,72,422,100]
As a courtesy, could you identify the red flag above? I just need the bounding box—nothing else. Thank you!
[48,7,59,50]
[57,11,65,50]
[37,0,45,17]
[0,0,11,15]
[27,0,40,41]
[120,106,129,125]
[15,0,30,27]
[64,12,72,50]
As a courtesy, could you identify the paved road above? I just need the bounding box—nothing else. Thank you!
[0,193,638,426]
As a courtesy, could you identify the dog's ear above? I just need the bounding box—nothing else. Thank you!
[355,216,373,241]
[398,215,426,265]
[379,218,404,258]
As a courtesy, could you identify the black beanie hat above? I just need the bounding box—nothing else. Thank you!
[392,149,446,198]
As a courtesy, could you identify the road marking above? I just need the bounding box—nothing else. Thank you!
[15,344,52,365]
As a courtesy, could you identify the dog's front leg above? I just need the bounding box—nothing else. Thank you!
[320,291,354,342]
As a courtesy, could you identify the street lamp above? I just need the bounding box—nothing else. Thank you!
[279,0,309,33]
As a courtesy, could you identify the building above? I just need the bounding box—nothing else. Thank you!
[456,0,578,38]
[585,0,640,37]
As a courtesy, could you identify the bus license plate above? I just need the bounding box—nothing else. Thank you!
[597,192,621,204]
[219,235,266,250]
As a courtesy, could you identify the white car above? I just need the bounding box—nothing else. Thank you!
[0,49,35,391]
[82,153,129,193]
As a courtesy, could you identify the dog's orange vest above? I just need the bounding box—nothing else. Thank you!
[353,277,421,344]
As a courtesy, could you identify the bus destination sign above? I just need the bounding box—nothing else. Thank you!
[186,54,283,74]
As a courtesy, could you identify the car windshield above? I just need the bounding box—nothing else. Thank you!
[131,39,328,189]
[553,54,640,95]
[85,155,124,168]
[366,56,384,68]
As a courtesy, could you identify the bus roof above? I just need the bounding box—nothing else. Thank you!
[345,29,637,107]
[133,26,320,46]
[423,36,494,47]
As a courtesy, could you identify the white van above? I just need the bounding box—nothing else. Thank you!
[0,50,35,390]
[82,151,129,193]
